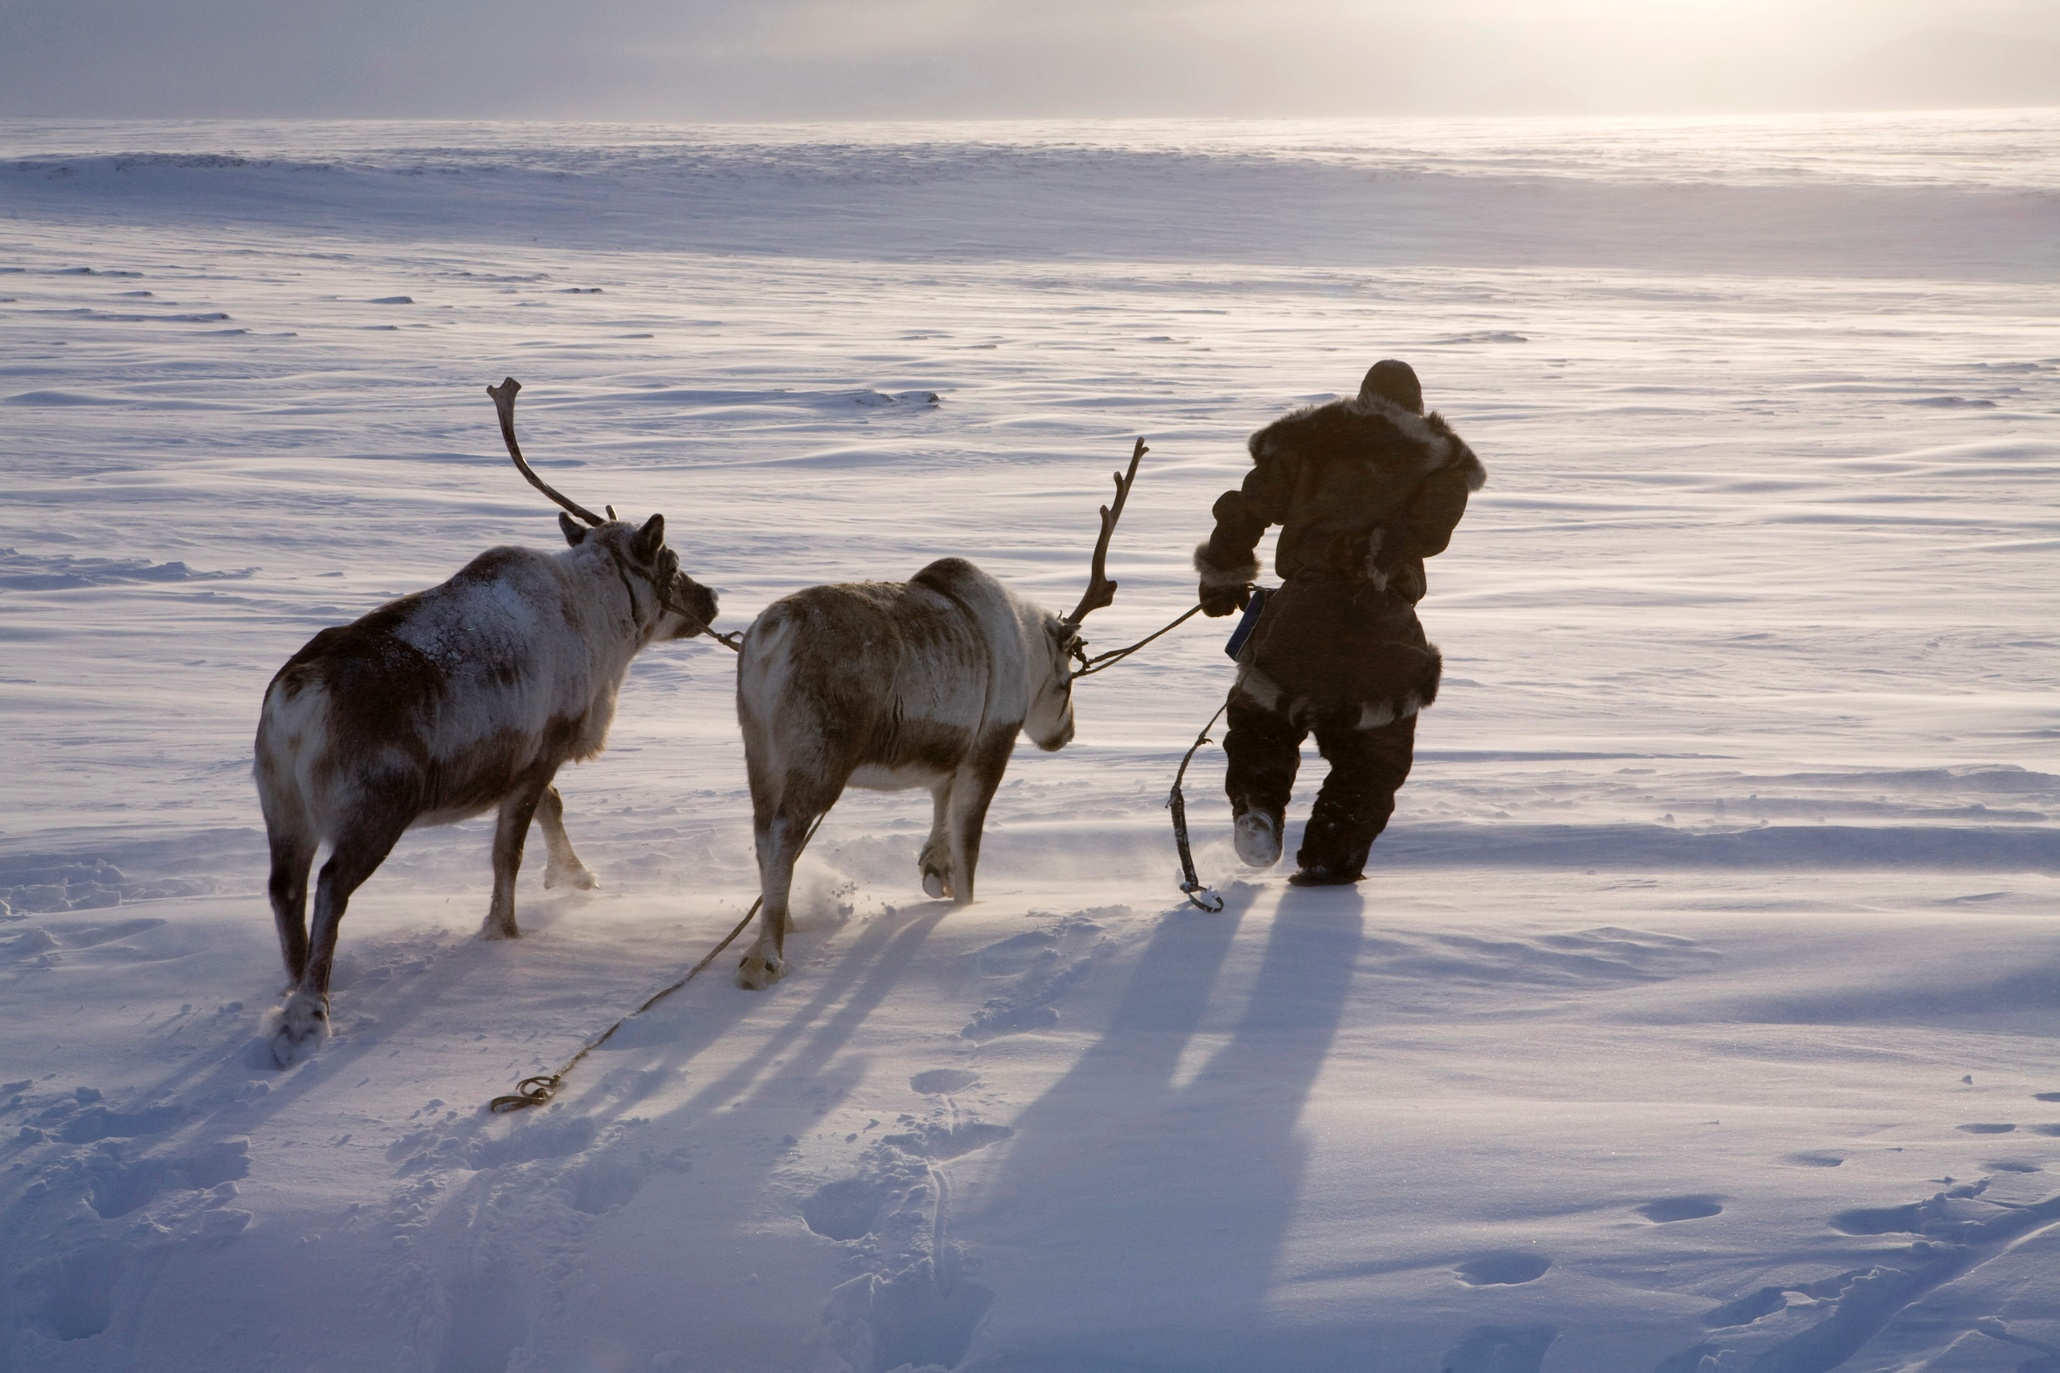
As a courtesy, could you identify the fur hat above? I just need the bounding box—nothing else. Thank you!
[1359,359,1423,415]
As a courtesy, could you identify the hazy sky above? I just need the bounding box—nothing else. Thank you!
[3,0,2058,119]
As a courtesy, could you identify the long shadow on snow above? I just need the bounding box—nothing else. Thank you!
[560,902,952,1123]
[0,891,574,1363]
[1378,822,2060,872]
[962,883,1364,1372]
[396,905,954,1373]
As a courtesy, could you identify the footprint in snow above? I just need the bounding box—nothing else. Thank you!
[1668,1184,2060,1372]
[1781,1151,1845,1168]
[2034,1091,2060,1102]
[82,1139,250,1219]
[1454,1251,1550,1286]
[17,1245,127,1341]
[883,1121,1012,1161]
[1638,1194,1724,1222]
[1702,1285,1789,1329]
[1957,1122,2017,1134]
[1440,1323,1556,1373]
[960,915,1112,1041]
[802,1175,890,1240]
[1974,1316,2060,1370]
[909,1069,978,1095]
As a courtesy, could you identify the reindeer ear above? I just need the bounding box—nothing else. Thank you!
[559,512,587,547]
[631,513,665,562]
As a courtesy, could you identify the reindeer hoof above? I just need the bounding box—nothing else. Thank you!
[736,952,786,990]
[544,864,599,892]
[922,870,949,900]
[480,907,522,940]
[266,992,329,1067]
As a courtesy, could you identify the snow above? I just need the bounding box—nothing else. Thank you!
[1,110,2057,1372]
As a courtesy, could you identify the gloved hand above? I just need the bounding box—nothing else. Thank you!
[1194,539,1260,618]
[1200,581,1249,618]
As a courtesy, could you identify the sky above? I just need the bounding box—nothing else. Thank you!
[1,0,2058,120]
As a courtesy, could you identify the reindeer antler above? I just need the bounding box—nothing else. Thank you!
[488,377,607,528]
[1062,437,1147,628]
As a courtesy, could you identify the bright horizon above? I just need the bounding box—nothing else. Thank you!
[4,0,2060,120]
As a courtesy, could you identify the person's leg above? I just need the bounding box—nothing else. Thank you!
[1222,689,1307,867]
[1294,710,1417,884]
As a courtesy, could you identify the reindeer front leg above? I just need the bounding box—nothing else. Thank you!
[945,732,1015,906]
[484,774,553,940]
[920,776,956,899]
[536,784,600,890]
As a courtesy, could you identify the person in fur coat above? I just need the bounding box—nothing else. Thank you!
[1194,360,1486,884]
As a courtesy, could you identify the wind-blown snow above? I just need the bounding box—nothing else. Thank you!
[0,111,2056,1372]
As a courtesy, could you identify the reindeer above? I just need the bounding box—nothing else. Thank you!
[733,442,1145,988]
[253,379,719,1064]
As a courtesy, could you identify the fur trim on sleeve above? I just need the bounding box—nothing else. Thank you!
[1194,541,1260,592]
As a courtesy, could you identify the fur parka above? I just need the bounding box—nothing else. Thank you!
[1194,393,1486,606]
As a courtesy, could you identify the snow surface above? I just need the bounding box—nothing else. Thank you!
[1,111,2057,1372]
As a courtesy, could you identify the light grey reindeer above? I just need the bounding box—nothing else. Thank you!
[733,441,1145,989]
[253,379,718,1064]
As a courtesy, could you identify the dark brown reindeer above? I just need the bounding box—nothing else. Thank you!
[733,441,1145,989]
[253,379,718,1064]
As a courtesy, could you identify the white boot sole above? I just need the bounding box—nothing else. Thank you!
[1234,812,1282,868]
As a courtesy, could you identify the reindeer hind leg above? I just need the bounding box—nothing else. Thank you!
[536,784,599,891]
[483,775,553,940]
[740,803,807,989]
[919,776,955,899]
[265,822,317,988]
[740,767,846,989]
[272,799,408,1066]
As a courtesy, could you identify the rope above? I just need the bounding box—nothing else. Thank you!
[488,811,827,1113]
[1068,603,1205,679]
[700,600,1199,673]
[1167,702,1229,912]
[646,581,743,653]
[495,594,1198,1113]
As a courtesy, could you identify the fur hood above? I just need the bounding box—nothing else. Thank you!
[1248,394,1486,494]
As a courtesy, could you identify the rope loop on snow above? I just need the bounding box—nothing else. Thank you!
[1167,701,1229,912]
[488,812,827,1113]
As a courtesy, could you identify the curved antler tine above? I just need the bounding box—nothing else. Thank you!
[487,377,606,528]
[1063,437,1147,628]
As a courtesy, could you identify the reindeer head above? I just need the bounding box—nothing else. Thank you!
[557,512,718,643]
[488,378,718,643]
[1025,616,1079,752]
[1026,437,1146,752]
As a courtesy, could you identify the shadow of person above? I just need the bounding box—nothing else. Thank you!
[961,881,1366,1370]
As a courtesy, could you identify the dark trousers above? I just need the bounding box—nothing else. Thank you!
[1223,697,1416,877]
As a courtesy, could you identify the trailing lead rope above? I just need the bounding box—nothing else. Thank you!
[1168,701,1229,912]
[487,811,828,1113]
[1162,586,1268,911]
